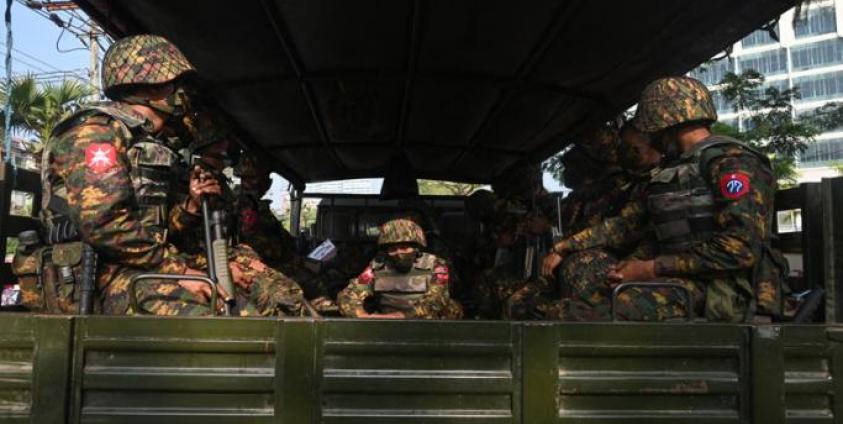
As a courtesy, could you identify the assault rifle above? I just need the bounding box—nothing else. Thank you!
[193,156,237,316]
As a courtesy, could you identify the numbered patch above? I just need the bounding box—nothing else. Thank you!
[719,172,750,199]
[85,143,116,174]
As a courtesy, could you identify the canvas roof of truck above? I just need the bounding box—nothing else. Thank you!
[78,0,792,190]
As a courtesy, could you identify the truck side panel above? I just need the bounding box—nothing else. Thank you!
[0,316,71,424]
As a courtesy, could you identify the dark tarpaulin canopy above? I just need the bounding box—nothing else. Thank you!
[78,0,792,190]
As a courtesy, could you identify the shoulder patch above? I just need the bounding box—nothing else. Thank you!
[85,143,117,174]
[719,172,750,200]
[357,266,375,285]
[432,264,449,285]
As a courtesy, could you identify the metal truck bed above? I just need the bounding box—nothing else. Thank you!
[2,314,841,423]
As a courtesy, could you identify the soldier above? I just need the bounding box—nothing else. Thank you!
[337,218,463,319]
[39,34,303,316]
[506,124,659,320]
[234,152,338,313]
[541,76,786,322]
[470,163,554,319]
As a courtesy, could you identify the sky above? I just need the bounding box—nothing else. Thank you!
[3,2,563,208]
[1,3,93,80]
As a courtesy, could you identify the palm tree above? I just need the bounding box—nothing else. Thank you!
[0,76,44,135]
[30,79,93,144]
[0,76,93,158]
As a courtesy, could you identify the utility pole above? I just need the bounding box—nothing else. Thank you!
[88,29,99,95]
[33,1,103,96]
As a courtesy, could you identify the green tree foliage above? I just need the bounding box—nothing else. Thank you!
[417,179,484,196]
[716,70,820,187]
[0,76,93,153]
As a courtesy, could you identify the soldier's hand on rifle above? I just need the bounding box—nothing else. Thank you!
[185,165,222,214]
[542,243,568,277]
[178,268,232,311]
[178,268,222,305]
[607,259,656,283]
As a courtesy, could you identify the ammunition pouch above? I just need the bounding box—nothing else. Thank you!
[13,241,92,314]
[751,244,790,319]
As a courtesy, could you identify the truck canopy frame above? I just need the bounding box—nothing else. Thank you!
[77,0,793,189]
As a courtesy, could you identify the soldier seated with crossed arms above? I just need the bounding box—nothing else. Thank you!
[337,218,463,319]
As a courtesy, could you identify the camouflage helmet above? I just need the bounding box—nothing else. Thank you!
[102,34,196,99]
[633,76,717,133]
[378,218,427,248]
[576,125,620,164]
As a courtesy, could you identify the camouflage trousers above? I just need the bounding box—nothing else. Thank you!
[471,267,530,319]
[101,244,304,317]
[275,258,339,316]
[507,249,704,321]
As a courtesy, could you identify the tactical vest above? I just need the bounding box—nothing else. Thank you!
[647,136,769,253]
[371,253,437,313]
[41,103,180,244]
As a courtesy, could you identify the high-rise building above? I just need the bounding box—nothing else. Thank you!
[690,0,843,181]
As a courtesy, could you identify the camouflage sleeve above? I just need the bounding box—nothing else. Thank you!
[169,201,201,239]
[337,266,374,317]
[58,121,186,273]
[654,152,773,277]
[559,196,647,252]
[404,259,451,319]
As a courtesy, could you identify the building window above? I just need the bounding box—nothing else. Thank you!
[742,27,779,48]
[799,137,843,164]
[711,90,735,114]
[794,6,837,39]
[690,58,734,86]
[792,38,843,71]
[794,70,843,103]
[739,49,788,75]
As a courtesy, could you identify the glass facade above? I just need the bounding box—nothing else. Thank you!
[690,58,733,85]
[794,6,837,38]
[739,48,788,75]
[711,90,735,114]
[794,70,843,103]
[792,38,843,70]
[742,27,779,48]
[800,137,843,163]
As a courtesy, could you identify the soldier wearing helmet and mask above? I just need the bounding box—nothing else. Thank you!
[38,35,303,316]
[337,218,463,319]
[541,76,786,322]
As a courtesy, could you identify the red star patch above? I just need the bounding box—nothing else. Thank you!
[357,266,375,285]
[85,143,116,174]
[719,172,750,200]
[433,265,449,285]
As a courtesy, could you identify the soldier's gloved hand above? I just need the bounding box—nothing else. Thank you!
[607,259,656,283]
[185,165,222,214]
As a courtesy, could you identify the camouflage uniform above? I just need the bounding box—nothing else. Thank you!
[506,127,654,320]
[549,76,784,322]
[472,163,555,319]
[39,35,303,316]
[234,154,337,313]
[337,219,463,319]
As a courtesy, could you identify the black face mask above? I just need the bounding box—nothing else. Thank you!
[387,251,418,273]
